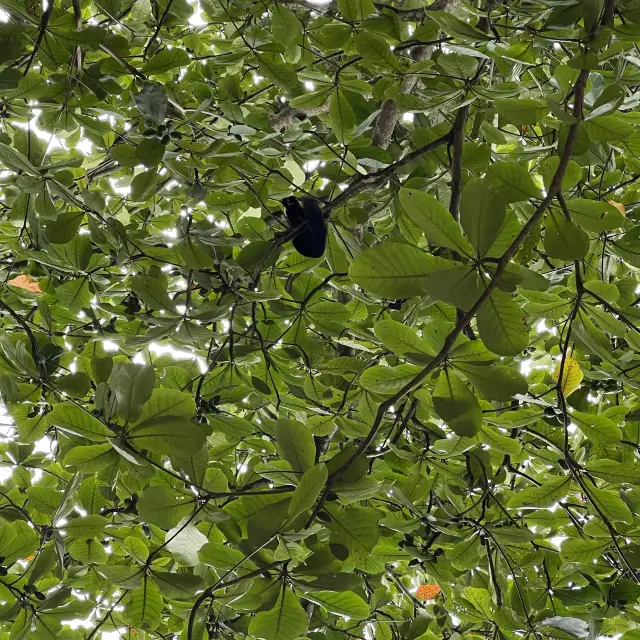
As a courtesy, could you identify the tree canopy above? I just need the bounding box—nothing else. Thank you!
[1,0,640,638]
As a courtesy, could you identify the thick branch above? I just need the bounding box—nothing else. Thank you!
[322,130,453,215]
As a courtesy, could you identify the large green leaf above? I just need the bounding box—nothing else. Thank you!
[374,318,436,358]
[326,505,379,560]
[454,362,528,401]
[460,179,506,256]
[137,486,192,529]
[248,588,308,640]
[476,289,530,356]
[110,363,156,423]
[127,416,206,455]
[432,369,482,437]
[305,590,370,620]
[400,188,475,257]
[274,419,315,472]
[330,88,355,142]
[508,477,571,508]
[544,213,589,260]
[49,403,112,441]
[287,463,328,521]
[349,241,436,298]
[355,31,401,71]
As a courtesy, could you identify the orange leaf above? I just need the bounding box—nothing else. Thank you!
[8,274,42,294]
[415,584,440,601]
[608,200,626,217]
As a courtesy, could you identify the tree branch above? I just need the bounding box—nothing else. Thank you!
[322,130,453,215]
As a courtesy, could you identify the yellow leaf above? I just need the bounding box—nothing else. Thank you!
[552,357,583,397]
[608,200,626,217]
[7,274,42,294]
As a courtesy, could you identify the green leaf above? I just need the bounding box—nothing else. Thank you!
[587,487,634,525]
[137,486,192,529]
[455,363,528,401]
[165,522,208,565]
[0,142,37,174]
[199,541,255,570]
[565,199,626,233]
[110,144,138,168]
[584,460,639,484]
[427,11,492,41]
[541,157,582,191]
[433,369,482,437]
[248,587,308,640]
[355,31,401,71]
[110,363,156,423]
[288,463,328,521]
[480,426,522,455]
[486,161,541,203]
[360,363,422,394]
[68,538,108,565]
[135,138,165,167]
[560,538,610,563]
[570,410,622,444]
[374,318,436,358]
[495,98,549,125]
[400,188,475,256]
[141,48,190,74]
[438,53,478,79]
[271,5,302,47]
[338,0,375,20]
[275,419,315,472]
[305,590,370,620]
[49,403,112,441]
[135,388,196,424]
[508,476,571,508]
[43,210,85,244]
[130,169,158,202]
[134,83,168,124]
[326,504,379,560]
[62,515,107,539]
[348,241,436,298]
[258,55,301,95]
[462,587,493,620]
[131,274,179,314]
[584,114,634,141]
[124,582,164,631]
[422,265,482,311]
[330,88,355,142]
[56,278,91,313]
[128,415,205,455]
[460,179,506,256]
[544,213,589,260]
[477,289,529,356]
[62,443,117,472]
[152,571,205,600]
